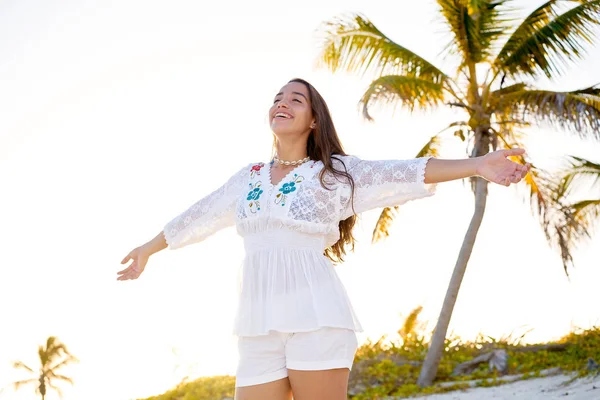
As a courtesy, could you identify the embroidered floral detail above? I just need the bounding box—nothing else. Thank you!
[247,188,263,201]
[280,182,296,195]
[275,174,304,207]
[250,163,265,178]
[247,181,263,213]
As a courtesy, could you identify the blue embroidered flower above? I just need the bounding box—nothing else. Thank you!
[279,182,296,195]
[247,187,263,201]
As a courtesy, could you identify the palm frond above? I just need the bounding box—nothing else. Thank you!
[494,87,600,139]
[535,168,599,275]
[573,82,600,96]
[12,378,37,390]
[48,382,64,399]
[564,155,600,189]
[542,200,594,275]
[541,155,600,274]
[437,0,511,63]
[494,0,600,78]
[491,82,527,97]
[47,371,74,385]
[416,134,443,158]
[571,199,600,226]
[399,305,424,342]
[317,13,452,86]
[360,75,446,120]
[12,361,34,373]
[372,206,399,243]
[47,355,78,372]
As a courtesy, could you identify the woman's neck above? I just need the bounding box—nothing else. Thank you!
[275,139,308,162]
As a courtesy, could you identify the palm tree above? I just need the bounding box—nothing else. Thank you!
[12,336,78,399]
[317,0,600,386]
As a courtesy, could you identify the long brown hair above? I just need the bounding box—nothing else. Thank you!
[288,78,357,263]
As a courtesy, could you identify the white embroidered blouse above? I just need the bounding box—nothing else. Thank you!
[163,156,435,336]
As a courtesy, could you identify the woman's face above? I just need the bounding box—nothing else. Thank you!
[269,81,315,138]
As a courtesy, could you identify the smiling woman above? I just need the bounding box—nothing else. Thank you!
[117,78,528,400]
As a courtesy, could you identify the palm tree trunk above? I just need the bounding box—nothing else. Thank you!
[417,175,489,387]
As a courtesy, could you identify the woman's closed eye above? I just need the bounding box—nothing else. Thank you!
[273,98,302,104]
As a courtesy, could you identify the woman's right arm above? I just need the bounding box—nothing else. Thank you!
[117,231,167,281]
[117,163,252,281]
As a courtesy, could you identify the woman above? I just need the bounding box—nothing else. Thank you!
[118,78,529,400]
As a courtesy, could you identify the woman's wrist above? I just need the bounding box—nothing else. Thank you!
[142,231,168,256]
[473,156,484,177]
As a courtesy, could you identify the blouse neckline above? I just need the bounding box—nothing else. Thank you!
[266,159,317,188]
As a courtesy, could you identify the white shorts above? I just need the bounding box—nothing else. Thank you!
[235,327,359,387]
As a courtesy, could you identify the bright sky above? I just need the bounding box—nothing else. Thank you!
[1,1,599,399]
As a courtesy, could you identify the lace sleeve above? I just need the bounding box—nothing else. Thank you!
[340,156,436,219]
[163,164,250,249]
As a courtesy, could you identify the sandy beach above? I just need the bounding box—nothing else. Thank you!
[416,374,600,399]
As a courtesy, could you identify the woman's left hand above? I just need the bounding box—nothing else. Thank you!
[476,148,530,186]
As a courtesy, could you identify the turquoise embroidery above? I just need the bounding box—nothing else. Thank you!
[247,182,263,213]
[275,174,304,207]
[247,187,263,201]
[279,182,296,195]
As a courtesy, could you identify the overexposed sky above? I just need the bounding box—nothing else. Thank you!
[1,1,599,399]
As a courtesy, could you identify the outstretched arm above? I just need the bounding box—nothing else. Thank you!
[424,148,530,186]
[117,163,251,281]
[117,232,167,281]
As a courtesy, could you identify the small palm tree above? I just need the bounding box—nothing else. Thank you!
[12,336,78,399]
[317,0,600,386]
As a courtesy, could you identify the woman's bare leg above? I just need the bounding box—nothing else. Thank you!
[234,377,293,400]
[287,368,350,400]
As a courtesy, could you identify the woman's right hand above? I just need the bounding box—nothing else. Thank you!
[117,245,150,281]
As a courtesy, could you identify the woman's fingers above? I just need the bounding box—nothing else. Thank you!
[117,261,137,276]
[504,148,526,157]
[117,269,137,281]
[121,253,132,264]
[117,262,143,281]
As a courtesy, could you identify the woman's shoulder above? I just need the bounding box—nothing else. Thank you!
[225,161,267,179]
[330,154,361,170]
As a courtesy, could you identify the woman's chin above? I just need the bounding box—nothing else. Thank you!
[270,123,297,137]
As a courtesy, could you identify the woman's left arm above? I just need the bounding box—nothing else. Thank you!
[424,148,530,186]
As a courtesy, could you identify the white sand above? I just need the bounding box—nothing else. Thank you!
[417,374,600,399]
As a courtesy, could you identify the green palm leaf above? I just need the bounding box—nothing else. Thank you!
[360,75,446,120]
[543,199,597,274]
[437,0,511,63]
[539,155,600,274]
[495,0,600,78]
[318,13,451,85]
[571,199,600,226]
[557,155,600,199]
[494,87,600,138]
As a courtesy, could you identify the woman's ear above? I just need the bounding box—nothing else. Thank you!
[310,120,316,129]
